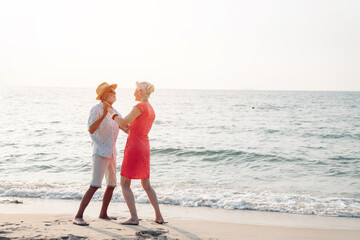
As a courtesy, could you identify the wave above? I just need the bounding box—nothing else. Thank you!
[151,148,262,157]
[302,132,360,140]
[151,148,248,160]
[321,133,360,140]
[151,148,301,164]
[329,156,359,162]
[1,181,359,218]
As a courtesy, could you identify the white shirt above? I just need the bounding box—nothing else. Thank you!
[88,103,121,158]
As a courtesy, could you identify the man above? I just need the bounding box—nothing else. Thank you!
[73,82,128,226]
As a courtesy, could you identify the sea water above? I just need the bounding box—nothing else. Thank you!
[0,87,359,217]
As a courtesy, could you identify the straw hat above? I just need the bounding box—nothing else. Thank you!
[96,82,117,100]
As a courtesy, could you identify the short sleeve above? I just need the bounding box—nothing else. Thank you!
[134,102,146,113]
[88,105,101,128]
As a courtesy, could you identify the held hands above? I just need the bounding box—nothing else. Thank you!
[102,101,110,114]
[106,106,114,115]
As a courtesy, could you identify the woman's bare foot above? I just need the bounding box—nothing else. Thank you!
[155,216,166,224]
[122,218,139,225]
[73,218,89,226]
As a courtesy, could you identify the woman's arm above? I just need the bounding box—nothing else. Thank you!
[108,106,142,128]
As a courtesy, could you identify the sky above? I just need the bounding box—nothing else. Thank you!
[0,0,359,91]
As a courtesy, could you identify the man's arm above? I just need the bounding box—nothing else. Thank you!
[88,102,110,134]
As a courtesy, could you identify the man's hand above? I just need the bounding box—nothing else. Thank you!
[102,101,110,113]
[89,103,109,134]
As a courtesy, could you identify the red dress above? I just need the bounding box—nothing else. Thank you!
[121,102,155,179]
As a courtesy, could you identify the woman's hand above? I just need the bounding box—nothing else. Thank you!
[124,124,130,134]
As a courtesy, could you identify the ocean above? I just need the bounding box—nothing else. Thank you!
[0,87,359,218]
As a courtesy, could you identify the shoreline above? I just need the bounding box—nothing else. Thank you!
[1,197,360,239]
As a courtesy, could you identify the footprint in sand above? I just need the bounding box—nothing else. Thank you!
[54,234,88,240]
[1,222,13,226]
[135,229,169,239]
[51,218,69,225]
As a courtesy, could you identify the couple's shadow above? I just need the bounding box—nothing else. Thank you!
[86,217,201,240]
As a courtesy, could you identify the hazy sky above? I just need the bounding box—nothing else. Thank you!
[0,0,359,90]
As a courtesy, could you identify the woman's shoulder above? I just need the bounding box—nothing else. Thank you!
[134,102,151,112]
[135,102,146,106]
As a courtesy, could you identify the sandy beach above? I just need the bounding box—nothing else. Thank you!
[1,198,360,240]
[1,0,360,238]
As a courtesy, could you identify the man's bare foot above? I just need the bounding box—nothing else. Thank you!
[122,218,139,225]
[99,215,117,220]
[73,218,89,226]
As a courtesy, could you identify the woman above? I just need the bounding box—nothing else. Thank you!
[107,81,165,225]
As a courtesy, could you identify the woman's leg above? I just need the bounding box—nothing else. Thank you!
[120,176,139,225]
[141,178,164,223]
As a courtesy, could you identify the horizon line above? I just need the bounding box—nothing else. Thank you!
[1,85,360,92]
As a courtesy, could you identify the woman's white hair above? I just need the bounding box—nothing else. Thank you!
[136,81,155,96]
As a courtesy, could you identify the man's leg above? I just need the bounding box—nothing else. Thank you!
[99,186,115,219]
[99,156,117,220]
[74,186,98,226]
[74,155,107,226]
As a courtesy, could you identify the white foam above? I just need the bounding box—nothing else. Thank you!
[1,181,359,218]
